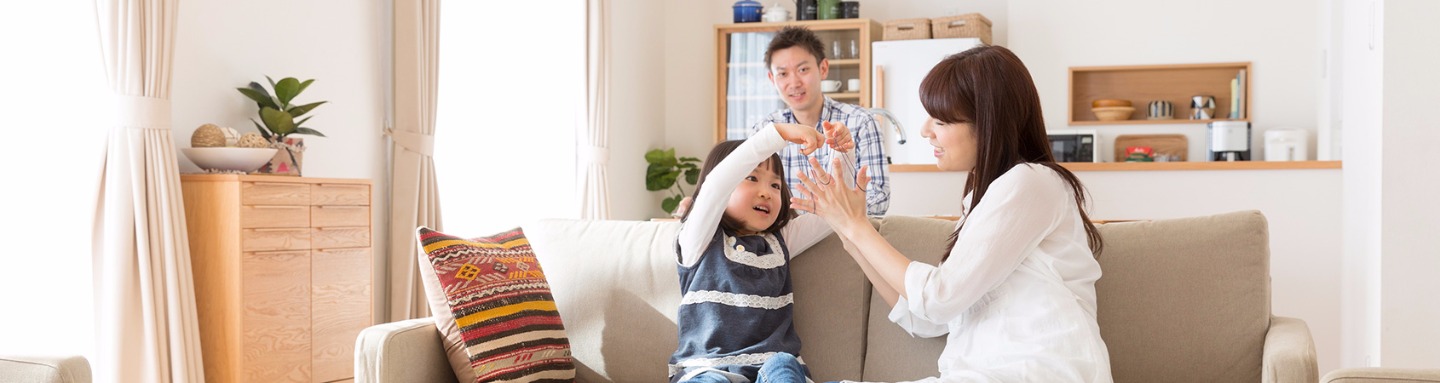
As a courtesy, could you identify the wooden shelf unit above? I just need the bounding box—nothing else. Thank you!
[181,174,373,383]
[1069,62,1252,125]
[715,18,882,143]
[890,161,1341,173]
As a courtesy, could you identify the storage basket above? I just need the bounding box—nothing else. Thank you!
[883,18,932,41]
[931,13,992,44]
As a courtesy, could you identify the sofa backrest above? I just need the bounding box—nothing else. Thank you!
[522,219,874,383]
[854,211,1272,383]
[1094,210,1271,383]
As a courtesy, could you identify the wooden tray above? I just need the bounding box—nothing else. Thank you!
[1114,134,1188,162]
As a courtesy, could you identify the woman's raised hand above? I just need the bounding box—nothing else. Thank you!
[775,123,825,155]
[821,121,855,152]
[791,155,871,233]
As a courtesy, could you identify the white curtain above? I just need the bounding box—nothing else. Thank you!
[91,0,205,382]
[580,0,612,220]
[387,0,443,321]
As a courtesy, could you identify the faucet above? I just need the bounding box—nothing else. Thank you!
[868,108,906,145]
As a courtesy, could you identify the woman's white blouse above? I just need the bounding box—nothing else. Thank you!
[888,164,1113,383]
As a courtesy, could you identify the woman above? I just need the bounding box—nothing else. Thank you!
[791,45,1113,382]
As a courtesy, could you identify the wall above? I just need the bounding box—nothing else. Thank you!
[171,0,390,321]
[608,0,670,220]
[1372,0,1440,367]
[1339,0,1382,368]
[660,0,1007,218]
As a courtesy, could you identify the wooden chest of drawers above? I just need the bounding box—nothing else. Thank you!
[181,175,372,383]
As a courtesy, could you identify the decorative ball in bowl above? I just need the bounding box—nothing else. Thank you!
[1092,106,1136,121]
[182,147,278,172]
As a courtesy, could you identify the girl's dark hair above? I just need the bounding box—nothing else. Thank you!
[764,26,826,70]
[681,140,795,234]
[919,45,1103,261]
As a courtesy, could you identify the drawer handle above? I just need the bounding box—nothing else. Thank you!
[248,182,303,187]
[250,206,306,210]
[251,228,304,233]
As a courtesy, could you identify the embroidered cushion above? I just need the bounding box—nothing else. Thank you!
[417,227,575,382]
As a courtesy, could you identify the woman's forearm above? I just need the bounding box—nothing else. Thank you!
[838,219,912,301]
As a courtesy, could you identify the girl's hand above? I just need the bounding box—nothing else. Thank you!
[791,155,871,233]
[821,121,855,153]
[775,123,824,155]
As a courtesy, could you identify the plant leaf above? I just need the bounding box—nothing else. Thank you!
[644,149,667,164]
[265,76,278,93]
[260,107,296,136]
[251,120,272,140]
[685,168,700,185]
[296,79,314,96]
[287,101,326,117]
[293,127,326,137]
[294,116,312,128]
[274,77,302,106]
[679,157,701,163]
[238,87,278,109]
[662,195,682,214]
[646,164,678,191]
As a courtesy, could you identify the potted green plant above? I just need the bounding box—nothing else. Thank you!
[236,76,327,175]
[645,148,702,215]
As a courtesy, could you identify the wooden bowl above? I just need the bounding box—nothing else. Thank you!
[1092,106,1136,121]
[1092,99,1133,108]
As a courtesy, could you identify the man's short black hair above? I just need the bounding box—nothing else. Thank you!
[764,26,827,70]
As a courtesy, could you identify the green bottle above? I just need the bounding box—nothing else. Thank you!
[818,0,840,19]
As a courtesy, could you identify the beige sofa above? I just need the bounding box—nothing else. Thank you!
[357,211,1317,383]
[0,355,90,383]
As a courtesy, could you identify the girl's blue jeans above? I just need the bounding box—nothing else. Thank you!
[682,352,808,383]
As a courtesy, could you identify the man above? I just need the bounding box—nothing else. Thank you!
[751,26,889,215]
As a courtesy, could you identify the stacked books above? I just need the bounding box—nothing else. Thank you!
[1230,69,1247,119]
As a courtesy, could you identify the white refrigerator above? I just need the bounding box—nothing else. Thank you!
[870,38,983,165]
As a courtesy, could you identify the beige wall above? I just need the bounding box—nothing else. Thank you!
[170,0,390,321]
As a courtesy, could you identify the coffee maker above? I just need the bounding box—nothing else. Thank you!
[1207,121,1251,161]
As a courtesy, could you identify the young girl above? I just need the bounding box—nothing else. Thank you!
[669,121,853,383]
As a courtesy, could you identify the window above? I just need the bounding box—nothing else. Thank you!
[0,1,110,357]
[434,1,586,235]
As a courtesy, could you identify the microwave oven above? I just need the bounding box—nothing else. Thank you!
[1048,130,1098,163]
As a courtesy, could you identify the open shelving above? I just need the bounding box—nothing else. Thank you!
[1069,62,1252,126]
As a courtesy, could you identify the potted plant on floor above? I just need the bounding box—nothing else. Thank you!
[237,76,327,176]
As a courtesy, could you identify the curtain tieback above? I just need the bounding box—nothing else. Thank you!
[581,146,609,165]
[118,95,172,130]
[385,128,435,156]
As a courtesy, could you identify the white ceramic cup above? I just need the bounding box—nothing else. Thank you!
[821,80,842,92]
[847,78,860,91]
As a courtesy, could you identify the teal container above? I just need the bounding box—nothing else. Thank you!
[817,0,840,19]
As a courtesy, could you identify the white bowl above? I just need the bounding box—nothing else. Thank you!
[182,147,278,172]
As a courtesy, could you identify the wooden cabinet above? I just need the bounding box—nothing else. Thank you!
[715,19,882,142]
[182,174,372,383]
[1068,62,1252,126]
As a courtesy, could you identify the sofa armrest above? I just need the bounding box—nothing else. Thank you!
[0,355,91,383]
[1323,368,1440,383]
[1262,316,1319,383]
[355,317,458,383]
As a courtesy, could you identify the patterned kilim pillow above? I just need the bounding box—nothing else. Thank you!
[417,227,575,382]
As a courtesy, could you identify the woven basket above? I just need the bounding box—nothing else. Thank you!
[883,18,932,41]
[932,13,992,44]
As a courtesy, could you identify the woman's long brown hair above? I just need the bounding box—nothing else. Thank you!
[919,46,1103,261]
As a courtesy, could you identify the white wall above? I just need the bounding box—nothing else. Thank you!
[1339,0,1383,368]
[1353,0,1440,367]
[609,0,670,220]
[171,0,390,321]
